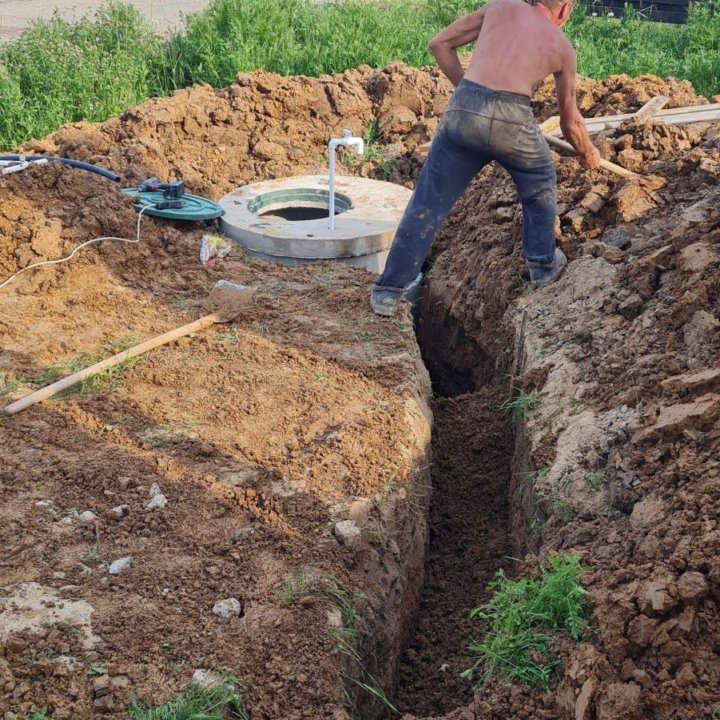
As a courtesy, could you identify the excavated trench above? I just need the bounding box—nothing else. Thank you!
[380,280,529,718]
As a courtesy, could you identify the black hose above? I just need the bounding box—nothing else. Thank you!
[0,155,121,182]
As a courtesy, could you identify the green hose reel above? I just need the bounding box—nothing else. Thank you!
[122,188,224,221]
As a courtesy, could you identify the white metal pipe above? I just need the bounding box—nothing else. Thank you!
[328,129,364,231]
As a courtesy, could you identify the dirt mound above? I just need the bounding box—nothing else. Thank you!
[418,74,720,720]
[1,61,719,720]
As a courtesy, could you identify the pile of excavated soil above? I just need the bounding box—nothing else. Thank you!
[1,59,719,720]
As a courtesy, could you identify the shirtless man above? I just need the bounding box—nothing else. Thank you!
[370,0,601,316]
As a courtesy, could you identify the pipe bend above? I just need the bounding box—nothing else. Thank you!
[0,155,121,182]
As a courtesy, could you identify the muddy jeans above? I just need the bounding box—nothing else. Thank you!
[376,79,557,291]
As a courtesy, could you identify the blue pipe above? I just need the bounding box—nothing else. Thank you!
[0,155,120,182]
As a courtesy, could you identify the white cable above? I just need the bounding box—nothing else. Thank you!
[0,204,155,291]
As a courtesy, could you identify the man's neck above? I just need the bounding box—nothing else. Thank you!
[534,3,559,25]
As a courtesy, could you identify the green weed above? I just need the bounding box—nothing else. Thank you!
[462,555,587,691]
[0,371,21,398]
[26,338,141,397]
[323,582,397,716]
[548,498,575,522]
[82,547,98,565]
[584,471,605,492]
[277,573,312,604]
[129,671,249,720]
[88,665,108,677]
[21,711,53,720]
[500,390,540,418]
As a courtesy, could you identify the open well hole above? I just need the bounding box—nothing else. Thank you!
[248,188,352,221]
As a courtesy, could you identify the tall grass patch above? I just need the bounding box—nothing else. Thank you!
[0,1,163,148]
[0,0,718,151]
[567,0,720,97]
[461,555,587,690]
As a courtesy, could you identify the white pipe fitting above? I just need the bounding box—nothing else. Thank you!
[1,158,49,175]
[328,129,364,230]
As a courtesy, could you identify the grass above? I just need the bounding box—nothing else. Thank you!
[500,390,540,418]
[24,338,142,397]
[276,573,312,604]
[0,0,718,151]
[0,371,21,398]
[129,671,249,720]
[462,555,587,691]
[322,582,397,717]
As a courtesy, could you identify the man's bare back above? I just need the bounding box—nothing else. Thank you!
[429,0,600,169]
[465,0,571,96]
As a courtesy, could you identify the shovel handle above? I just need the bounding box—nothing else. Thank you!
[543,133,638,179]
[3,314,217,416]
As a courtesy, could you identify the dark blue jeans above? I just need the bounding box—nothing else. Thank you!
[376,79,557,291]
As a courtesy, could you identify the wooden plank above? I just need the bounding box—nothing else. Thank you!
[633,95,669,121]
[545,103,720,136]
[539,96,667,138]
[539,115,561,134]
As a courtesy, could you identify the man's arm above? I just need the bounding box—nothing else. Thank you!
[429,8,487,86]
[554,47,601,169]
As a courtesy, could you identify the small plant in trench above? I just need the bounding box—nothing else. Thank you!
[584,471,605,492]
[548,498,576,522]
[129,671,249,720]
[323,582,398,717]
[500,390,540,418]
[462,555,588,691]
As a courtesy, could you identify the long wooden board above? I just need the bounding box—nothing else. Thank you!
[546,103,720,137]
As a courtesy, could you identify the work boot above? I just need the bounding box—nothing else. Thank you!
[527,248,567,287]
[370,284,404,317]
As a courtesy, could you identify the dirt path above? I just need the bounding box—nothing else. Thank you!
[0,0,210,38]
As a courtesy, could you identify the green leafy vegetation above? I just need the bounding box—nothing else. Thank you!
[500,390,540,418]
[0,371,21,399]
[0,0,718,151]
[462,555,587,691]
[21,711,53,720]
[128,671,249,720]
[276,573,312,604]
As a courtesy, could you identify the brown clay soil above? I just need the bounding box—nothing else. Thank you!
[0,61,719,720]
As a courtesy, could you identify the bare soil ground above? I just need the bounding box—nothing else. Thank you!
[1,62,719,720]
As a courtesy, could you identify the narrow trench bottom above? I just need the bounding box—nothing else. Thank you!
[391,381,515,716]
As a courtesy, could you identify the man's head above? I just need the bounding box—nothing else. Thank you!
[530,0,576,26]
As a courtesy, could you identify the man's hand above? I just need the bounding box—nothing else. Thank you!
[579,146,601,170]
